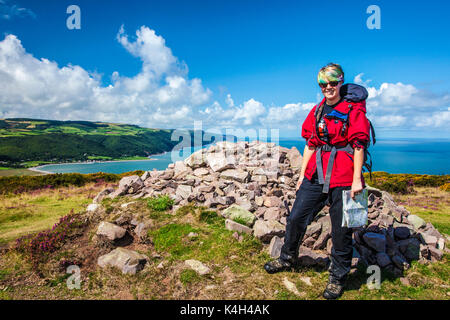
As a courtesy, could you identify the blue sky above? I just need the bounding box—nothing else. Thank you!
[0,0,449,139]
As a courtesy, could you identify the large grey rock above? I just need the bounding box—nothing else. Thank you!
[253,220,285,243]
[96,222,126,241]
[263,196,281,208]
[176,185,192,200]
[286,147,302,171]
[222,204,256,227]
[225,219,253,235]
[193,167,210,177]
[303,237,316,248]
[363,232,386,253]
[185,259,210,275]
[376,252,392,268]
[206,152,236,172]
[97,248,148,275]
[392,254,410,270]
[407,215,426,230]
[418,232,438,247]
[174,161,190,175]
[263,207,283,221]
[197,185,215,193]
[305,222,322,239]
[423,224,443,239]
[428,246,443,261]
[159,170,174,180]
[313,216,331,250]
[220,169,250,183]
[233,197,254,212]
[251,175,268,185]
[140,171,151,181]
[297,246,329,268]
[93,187,114,204]
[397,238,421,261]
[121,175,144,194]
[394,225,413,240]
[184,150,207,169]
[366,185,383,198]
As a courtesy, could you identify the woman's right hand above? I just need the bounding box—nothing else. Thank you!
[296,175,304,191]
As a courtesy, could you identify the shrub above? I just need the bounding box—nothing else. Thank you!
[439,183,450,192]
[14,212,87,268]
[0,171,144,195]
[364,172,449,194]
[147,195,174,212]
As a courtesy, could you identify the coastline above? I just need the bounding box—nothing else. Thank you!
[28,153,169,174]
[21,145,211,175]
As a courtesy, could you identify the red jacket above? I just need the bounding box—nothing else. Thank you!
[301,87,371,188]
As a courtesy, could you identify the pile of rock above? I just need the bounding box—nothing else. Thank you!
[92,207,153,274]
[91,141,447,275]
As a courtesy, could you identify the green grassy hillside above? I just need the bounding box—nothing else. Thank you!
[0,179,448,300]
[0,118,219,166]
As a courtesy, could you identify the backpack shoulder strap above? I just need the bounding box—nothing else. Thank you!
[368,119,376,146]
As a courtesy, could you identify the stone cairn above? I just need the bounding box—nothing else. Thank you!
[90,141,447,275]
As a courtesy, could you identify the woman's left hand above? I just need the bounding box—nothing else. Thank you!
[351,178,363,200]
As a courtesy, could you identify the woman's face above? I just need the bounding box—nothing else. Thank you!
[321,81,342,102]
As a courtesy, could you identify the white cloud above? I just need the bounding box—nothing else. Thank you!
[0,0,35,20]
[356,74,450,131]
[263,102,314,126]
[0,29,448,136]
[354,73,372,87]
[414,107,450,127]
[232,98,265,125]
[0,27,212,129]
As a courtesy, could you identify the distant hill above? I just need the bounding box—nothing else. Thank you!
[0,118,230,165]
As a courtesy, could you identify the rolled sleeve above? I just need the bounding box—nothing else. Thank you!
[348,109,370,149]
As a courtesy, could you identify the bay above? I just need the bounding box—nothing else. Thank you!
[35,138,450,175]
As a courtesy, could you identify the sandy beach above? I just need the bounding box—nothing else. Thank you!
[27,154,167,175]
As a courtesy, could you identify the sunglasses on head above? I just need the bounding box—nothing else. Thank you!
[319,81,340,88]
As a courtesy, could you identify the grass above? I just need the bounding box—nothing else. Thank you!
[0,168,46,177]
[179,269,201,286]
[0,182,109,244]
[392,187,450,235]
[147,195,174,212]
[0,180,449,300]
[232,216,251,226]
[150,223,200,260]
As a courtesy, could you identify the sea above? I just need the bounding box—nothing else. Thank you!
[35,138,450,175]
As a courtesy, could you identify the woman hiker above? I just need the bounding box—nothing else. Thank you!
[264,63,371,300]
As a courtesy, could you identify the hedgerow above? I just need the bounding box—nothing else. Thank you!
[0,171,144,195]
[364,172,449,194]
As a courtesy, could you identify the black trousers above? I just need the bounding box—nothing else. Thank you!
[280,173,353,281]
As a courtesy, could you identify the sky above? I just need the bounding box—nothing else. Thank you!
[0,0,449,139]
